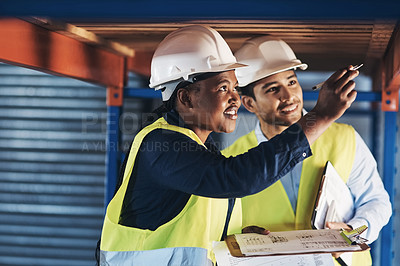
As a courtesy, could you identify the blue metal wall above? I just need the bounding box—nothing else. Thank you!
[0,63,107,265]
[0,63,156,265]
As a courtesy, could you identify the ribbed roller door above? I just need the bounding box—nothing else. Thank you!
[0,62,106,266]
[120,96,162,155]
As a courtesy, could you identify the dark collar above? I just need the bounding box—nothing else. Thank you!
[164,109,188,129]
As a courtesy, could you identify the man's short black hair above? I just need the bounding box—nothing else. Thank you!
[239,81,256,100]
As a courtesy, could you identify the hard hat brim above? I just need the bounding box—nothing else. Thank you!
[150,62,247,89]
[238,62,308,87]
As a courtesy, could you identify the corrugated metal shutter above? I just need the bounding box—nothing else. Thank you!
[0,62,107,265]
[120,94,162,154]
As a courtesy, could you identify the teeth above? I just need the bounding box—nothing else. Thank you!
[224,110,236,115]
[283,105,297,112]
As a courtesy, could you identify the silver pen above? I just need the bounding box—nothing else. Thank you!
[312,64,363,91]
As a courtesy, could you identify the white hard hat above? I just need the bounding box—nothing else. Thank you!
[234,36,308,87]
[149,25,246,101]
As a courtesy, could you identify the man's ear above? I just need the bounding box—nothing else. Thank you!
[176,88,193,108]
[241,95,257,113]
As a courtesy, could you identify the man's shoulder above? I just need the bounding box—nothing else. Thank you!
[221,130,258,157]
[312,122,357,151]
[331,121,355,130]
[326,122,356,136]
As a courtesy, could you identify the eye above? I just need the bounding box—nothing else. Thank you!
[266,86,278,93]
[288,80,297,86]
[219,85,228,91]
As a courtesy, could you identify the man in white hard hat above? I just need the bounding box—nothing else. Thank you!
[222,36,391,266]
[98,26,359,266]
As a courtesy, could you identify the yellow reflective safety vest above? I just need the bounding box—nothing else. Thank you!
[222,122,371,266]
[100,117,241,266]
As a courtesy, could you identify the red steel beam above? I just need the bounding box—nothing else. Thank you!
[127,51,153,78]
[381,24,400,111]
[0,17,126,90]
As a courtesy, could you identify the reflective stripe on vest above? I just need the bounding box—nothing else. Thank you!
[100,247,212,266]
[100,117,241,265]
[222,123,371,266]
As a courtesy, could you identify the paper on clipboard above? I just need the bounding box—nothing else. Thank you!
[223,229,369,262]
[231,230,364,257]
[213,241,335,266]
[312,161,354,230]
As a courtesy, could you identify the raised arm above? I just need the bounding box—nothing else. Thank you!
[298,66,359,144]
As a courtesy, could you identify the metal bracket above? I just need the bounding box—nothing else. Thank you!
[107,85,124,106]
[382,89,399,111]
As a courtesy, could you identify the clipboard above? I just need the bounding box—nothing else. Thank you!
[225,235,244,257]
[311,161,354,230]
[225,229,370,258]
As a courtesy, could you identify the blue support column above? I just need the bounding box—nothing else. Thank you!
[380,111,397,266]
[105,105,121,207]
[371,111,380,161]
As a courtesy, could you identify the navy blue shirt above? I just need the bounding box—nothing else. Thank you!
[119,110,311,231]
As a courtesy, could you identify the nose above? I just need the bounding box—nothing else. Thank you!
[279,86,294,102]
[228,88,241,105]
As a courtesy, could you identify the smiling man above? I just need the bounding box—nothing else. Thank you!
[222,36,392,266]
[98,26,360,266]
[248,70,303,136]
